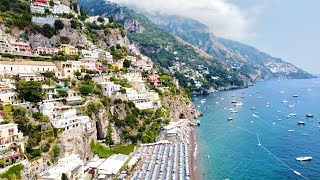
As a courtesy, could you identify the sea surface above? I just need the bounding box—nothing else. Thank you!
[194,79,320,180]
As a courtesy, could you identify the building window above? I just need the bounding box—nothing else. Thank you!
[8,129,14,135]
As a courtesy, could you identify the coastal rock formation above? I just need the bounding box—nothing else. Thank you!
[162,94,201,122]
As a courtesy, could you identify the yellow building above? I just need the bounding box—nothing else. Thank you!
[0,85,16,105]
[59,44,78,56]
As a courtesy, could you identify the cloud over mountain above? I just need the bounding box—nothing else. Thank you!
[108,0,257,40]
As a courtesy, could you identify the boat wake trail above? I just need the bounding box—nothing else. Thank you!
[230,124,310,180]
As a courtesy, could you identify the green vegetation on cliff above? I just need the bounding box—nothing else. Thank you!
[78,0,244,89]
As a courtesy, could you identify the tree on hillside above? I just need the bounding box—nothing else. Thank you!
[79,84,94,95]
[123,59,131,69]
[74,71,82,79]
[97,16,105,23]
[49,0,54,7]
[54,20,64,30]
[44,71,55,78]
[61,173,68,180]
[15,80,45,103]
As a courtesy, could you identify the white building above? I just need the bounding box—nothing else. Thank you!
[97,154,129,176]
[38,154,84,180]
[31,16,56,26]
[36,47,59,55]
[42,85,57,100]
[0,61,58,77]
[85,16,109,25]
[52,4,71,14]
[161,124,178,137]
[0,33,13,54]
[100,81,121,97]
[39,101,59,119]
[125,88,154,110]
[125,56,137,62]
[80,49,98,60]
[51,106,92,133]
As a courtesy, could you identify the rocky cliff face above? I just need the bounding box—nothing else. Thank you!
[22,126,95,179]
[161,94,201,121]
[29,21,89,48]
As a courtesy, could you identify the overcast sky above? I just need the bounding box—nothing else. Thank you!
[109,0,320,74]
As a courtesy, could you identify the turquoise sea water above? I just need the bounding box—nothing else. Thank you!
[194,79,320,180]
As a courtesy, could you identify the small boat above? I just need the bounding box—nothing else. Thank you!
[297,121,305,125]
[294,171,301,175]
[234,102,243,106]
[240,96,245,98]
[296,156,312,161]
[231,100,237,104]
[251,107,256,110]
[288,113,297,117]
[282,100,288,103]
[228,117,233,121]
[200,99,206,103]
[306,114,314,118]
[286,115,291,118]
[288,105,295,108]
[288,130,295,132]
[256,97,262,99]
[230,110,238,113]
[292,95,299,97]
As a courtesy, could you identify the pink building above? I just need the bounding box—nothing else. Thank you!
[33,0,49,6]
[147,75,160,87]
[10,39,32,55]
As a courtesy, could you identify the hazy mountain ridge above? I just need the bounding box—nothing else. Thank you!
[146,14,315,79]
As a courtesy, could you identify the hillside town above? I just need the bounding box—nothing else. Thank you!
[0,0,200,179]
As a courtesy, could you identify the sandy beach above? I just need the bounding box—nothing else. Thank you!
[189,128,200,180]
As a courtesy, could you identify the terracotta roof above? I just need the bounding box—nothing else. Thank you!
[0,61,56,66]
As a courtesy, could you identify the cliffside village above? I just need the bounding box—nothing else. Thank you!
[0,0,199,179]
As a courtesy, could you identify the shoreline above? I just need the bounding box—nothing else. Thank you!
[189,127,200,180]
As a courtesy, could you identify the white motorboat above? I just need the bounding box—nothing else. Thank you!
[297,121,306,125]
[228,117,233,121]
[288,105,295,108]
[288,130,295,132]
[288,113,297,117]
[234,102,243,106]
[296,156,312,161]
[306,114,314,118]
[230,110,238,113]
[200,99,206,103]
[282,100,288,103]
[251,107,256,110]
